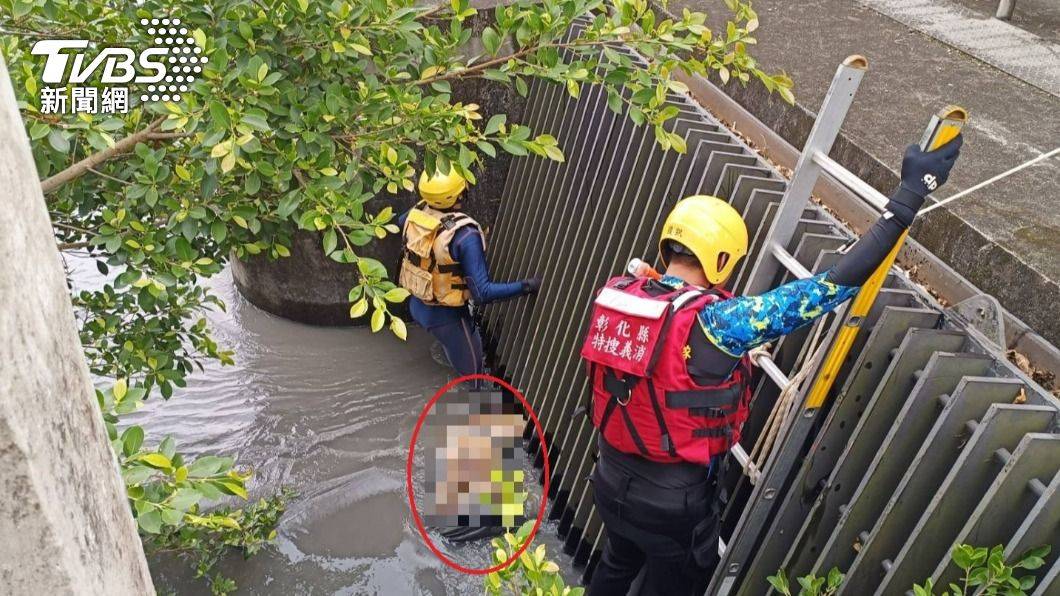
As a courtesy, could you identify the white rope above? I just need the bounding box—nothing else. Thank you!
[920,147,1060,214]
[744,320,830,484]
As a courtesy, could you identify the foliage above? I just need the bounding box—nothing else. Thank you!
[913,544,1050,596]
[3,0,789,341]
[144,489,294,596]
[767,567,843,596]
[2,0,789,590]
[484,521,584,596]
[769,543,1051,596]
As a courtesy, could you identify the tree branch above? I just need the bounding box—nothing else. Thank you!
[40,117,165,194]
[58,241,92,251]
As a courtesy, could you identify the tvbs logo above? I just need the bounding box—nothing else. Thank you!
[30,17,206,115]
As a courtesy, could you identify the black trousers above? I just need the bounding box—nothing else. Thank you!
[587,452,721,596]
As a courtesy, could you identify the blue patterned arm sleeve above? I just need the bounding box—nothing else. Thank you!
[697,272,859,356]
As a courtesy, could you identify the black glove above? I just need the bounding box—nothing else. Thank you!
[889,134,963,225]
[899,135,963,196]
[523,277,542,295]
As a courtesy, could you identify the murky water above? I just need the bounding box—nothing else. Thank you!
[67,258,574,595]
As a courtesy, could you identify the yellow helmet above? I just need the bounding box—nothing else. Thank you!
[659,195,748,285]
[418,166,467,209]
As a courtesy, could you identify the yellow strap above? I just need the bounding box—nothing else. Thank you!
[407,207,441,230]
[804,232,905,408]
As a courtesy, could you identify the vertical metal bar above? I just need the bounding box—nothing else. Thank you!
[499,63,624,385]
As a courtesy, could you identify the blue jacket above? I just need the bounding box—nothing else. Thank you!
[399,210,526,328]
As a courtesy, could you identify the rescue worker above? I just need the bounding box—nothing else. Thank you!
[398,166,541,377]
[581,137,963,595]
[398,166,540,542]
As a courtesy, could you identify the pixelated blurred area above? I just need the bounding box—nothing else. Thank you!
[423,387,527,529]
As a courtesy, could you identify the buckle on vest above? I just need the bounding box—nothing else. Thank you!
[603,370,635,406]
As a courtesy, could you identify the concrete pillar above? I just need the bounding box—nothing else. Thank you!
[0,57,155,594]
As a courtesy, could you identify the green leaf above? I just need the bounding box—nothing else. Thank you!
[767,571,790,595]
[390,316,407,340]
[370,308,385,333]
[953,544,975,570]
[476,140,496,158]
[137,509,163,534]
[482,27,501,55]
[566,79,581,99]
[544,145,564,162]
[121,426,144,456]
[349,298,368,318]
[277,194,301,218]
[1019,556,1045,570]
[48,129,70,152]
[123,465,154,485]
[113,378,128,401]
[186,455,231,478]
[209,101,230,128]
[383,287,410,302]
[159,436,176,459]
[29,121,49,140]
[323,230,338,254]
[241,112,270,132]
[160,506,185,526]
[211,221,227,243]
[12,0,33,18]
[356,258,387,278]
[140,453,172,470]
[214,480,248,500]
[485,114,506,136]
[499,140,528,156]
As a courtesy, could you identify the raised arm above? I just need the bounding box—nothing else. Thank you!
[699,136,963,356]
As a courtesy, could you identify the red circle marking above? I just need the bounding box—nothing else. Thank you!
[405,373,550,575]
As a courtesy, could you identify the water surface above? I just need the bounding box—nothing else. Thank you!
[68,258,572,594]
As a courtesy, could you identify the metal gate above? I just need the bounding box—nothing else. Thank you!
[480,21,1059,595]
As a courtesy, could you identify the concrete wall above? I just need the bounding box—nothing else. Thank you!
[0,57,155,594]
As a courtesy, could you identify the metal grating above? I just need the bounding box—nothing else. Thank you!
[480,20,1060,594]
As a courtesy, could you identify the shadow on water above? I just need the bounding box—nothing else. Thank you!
[67,257,574,594]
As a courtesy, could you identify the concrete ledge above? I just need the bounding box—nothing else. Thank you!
[671,41,1060,378]
[664,0,1059,354]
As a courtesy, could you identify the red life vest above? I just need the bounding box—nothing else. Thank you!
[580,276,752,465]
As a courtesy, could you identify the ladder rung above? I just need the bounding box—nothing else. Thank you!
[770,243,813,280]
[812,150,890,212]
[729,444,761,483]
[752,349,793,390]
